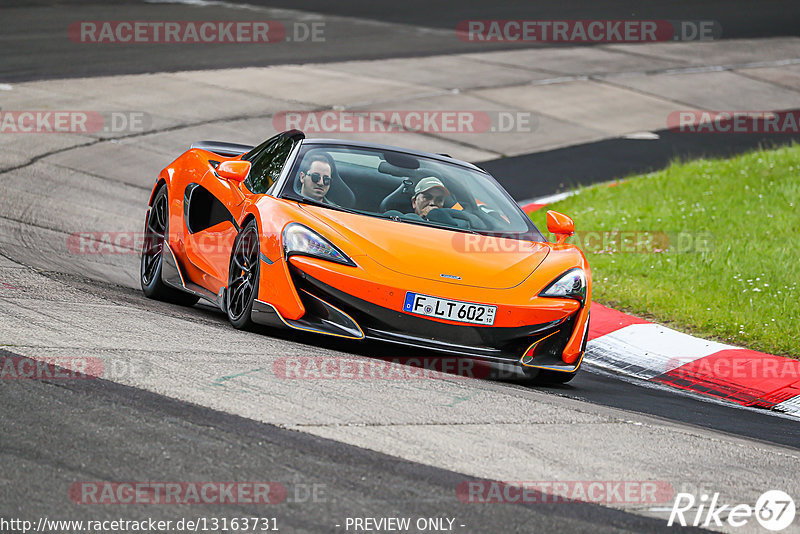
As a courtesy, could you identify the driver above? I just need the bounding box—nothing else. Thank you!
[299,155,337,204]
[383,176,469,229]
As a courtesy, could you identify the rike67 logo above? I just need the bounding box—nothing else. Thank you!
[669,490,795,531]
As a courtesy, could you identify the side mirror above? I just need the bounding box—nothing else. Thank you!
[217,160,251,182]
[546,210,575,244]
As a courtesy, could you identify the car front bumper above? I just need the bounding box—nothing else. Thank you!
[252,256,590,374]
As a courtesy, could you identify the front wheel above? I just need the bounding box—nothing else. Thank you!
[140,185,199,306]
[226,220,260,330]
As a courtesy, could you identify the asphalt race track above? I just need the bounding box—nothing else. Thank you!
[481,127,800,201]
[2,349,685,533]
[3,0,800,81]
[1,1,800,533]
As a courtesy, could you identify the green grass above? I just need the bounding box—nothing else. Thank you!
[530,144,800,358]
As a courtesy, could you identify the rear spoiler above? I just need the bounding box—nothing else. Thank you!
[190,140,255,158]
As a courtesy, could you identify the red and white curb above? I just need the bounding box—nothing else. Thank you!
[519,191,577,214]
[585,304,800,417]
[521,200,800,418]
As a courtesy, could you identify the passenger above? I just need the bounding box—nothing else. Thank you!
[299,155,337,204]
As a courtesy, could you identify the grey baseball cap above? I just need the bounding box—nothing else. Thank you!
[414,176,450,196]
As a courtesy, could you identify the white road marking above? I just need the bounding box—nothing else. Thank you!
[774,396,800,417]
[585,323,735,380]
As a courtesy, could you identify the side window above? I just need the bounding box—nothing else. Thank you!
[244,137,296,194]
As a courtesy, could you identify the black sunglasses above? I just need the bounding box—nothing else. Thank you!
[307,172,331,186]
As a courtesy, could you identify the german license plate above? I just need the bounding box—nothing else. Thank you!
[403,292,496,325]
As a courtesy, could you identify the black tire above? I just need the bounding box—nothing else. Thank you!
[140,185,200,306]
[226,219,260,330]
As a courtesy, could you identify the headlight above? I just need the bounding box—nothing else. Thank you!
[539,268,586,302]
[283,223,355,266]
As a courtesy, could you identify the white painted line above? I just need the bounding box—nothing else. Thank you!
[519,191,577,207]
[0,84,12,91]
[585,323,735,380]
[535,191,576,204]
[623,131,660,140]
[146,0,245,7]
[774,396,800,417]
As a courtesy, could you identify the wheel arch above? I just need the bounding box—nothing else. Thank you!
[239,212,258,233]
[148,175,169,207]
[242,202,308,321]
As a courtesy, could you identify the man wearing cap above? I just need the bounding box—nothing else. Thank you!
[382,176,470,229]
[411,176,450,219]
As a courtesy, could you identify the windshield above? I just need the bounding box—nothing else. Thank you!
[279,143,545,241]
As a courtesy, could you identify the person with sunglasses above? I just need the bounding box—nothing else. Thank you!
[299,155,337,204]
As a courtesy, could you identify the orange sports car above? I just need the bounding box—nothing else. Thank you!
[141,130,591,382]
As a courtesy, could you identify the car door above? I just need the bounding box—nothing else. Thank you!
[183,132,301,292]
